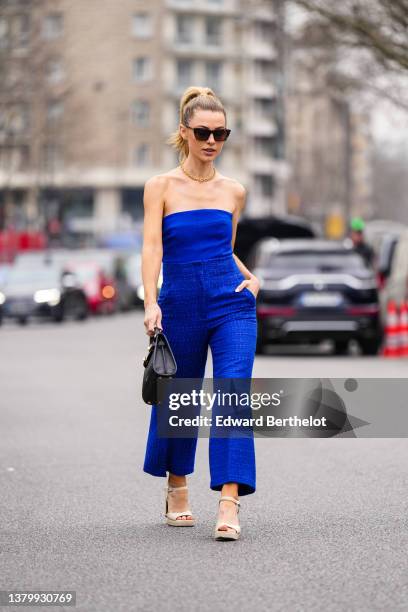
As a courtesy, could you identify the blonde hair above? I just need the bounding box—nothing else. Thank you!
[166,86,227,164]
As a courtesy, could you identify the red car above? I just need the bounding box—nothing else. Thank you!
[65,261,118,314]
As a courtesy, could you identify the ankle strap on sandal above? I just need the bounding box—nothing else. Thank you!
[165,485,188,492]
[219,496,240,507]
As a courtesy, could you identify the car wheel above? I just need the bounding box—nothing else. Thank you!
[334,340,349,355]
[255,339,267,355]
[76,297,89,321]
[17,316,28,325]
[359,337,382,355]
[53,307,64,323]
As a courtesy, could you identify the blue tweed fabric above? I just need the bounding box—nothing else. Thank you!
[143,209,257,496]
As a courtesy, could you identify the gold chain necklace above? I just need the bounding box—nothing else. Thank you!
[179,162,216,182]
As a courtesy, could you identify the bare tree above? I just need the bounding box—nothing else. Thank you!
[290,0,408,110]
[293,0,408,71]
[0,0,73,234]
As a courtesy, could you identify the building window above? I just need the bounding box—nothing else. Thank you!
[175,15,193,44]
[131,100,150,127]
[3,64,22,89]
[0,17,9,49]
[45,59,65,84]
[254,60,274,84]
[133,57,151,82]
[176,59,193,88]
[0,146,29,172]
[255,98,275,119]
[132,13,152,38]
[46,100,64,123]
[0,104,30,134]
[42,13,63,40]
[255,137,277,158]
[205,17,221,46]
[205,61,221,91]
[255,175,275,198]
[133,143,150,167]
[13,13,30,47]
[42,144,63,171]
[254,21,274,43]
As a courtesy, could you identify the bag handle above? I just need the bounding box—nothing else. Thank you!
[143,326,163,367]
[149,325,162,345]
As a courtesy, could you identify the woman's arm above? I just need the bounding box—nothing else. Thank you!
[231,183,260,297]
[141,175,166,334]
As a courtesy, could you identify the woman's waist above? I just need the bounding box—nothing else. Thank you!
[161,252,240,282]
[162,250,234,268]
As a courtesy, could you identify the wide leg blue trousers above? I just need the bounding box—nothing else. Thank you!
[143,253,257,496]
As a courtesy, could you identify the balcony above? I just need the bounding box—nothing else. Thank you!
[246,116,278,137]
[246,40,277,61]
[165,0,239,17]
[166,38,239,60]
[248,155,290,180]
[246,80,276,98]
[164,81,242,105]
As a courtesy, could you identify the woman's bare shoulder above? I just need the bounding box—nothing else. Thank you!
[217,172,246,193]
[145,168,181,188]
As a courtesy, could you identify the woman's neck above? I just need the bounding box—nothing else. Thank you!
[181,157,215,179]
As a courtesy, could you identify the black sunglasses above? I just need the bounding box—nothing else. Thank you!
[183,124,231,142]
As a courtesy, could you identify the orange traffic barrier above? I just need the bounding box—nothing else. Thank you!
[381,300,400,357]
[398,300,408,357]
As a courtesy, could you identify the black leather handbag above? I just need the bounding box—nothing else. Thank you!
[142,326,177,405]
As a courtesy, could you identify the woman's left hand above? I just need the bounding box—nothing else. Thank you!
[235,274,260,299]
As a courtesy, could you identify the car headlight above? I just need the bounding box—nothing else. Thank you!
[0,291,5,305]
[34,288,61,305]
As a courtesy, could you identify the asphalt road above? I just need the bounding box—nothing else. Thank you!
[1,312,407,612]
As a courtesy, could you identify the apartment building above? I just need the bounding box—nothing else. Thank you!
[0,0,288,236]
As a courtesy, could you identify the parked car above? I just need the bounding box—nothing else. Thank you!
[0,262,88,325]
[0,263,11,288]
[63,260,118,315]
[67,248,139,311]
[363,219,406,258]
[123,252,146,307]
[251,239,383,355]
[376,234,400,291]
[381,228,408,320]
[110,252,139,311]
[235,214,318,265]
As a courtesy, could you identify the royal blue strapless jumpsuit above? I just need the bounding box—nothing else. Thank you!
[143,208,257,496]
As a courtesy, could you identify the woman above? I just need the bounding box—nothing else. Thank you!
[142,85,260,541]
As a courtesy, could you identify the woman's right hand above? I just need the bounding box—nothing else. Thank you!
[144,302,163,336]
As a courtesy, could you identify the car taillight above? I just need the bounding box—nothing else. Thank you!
[257,306,296,318]
[101,284,115,299]
[346,305,379,315]
[376,272,385,290]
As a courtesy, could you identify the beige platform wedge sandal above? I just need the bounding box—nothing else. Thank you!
[214,496,241,541]
[164,484,196,527]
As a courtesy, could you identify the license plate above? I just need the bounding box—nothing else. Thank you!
[301,292,342,307]
[10,301,30,314]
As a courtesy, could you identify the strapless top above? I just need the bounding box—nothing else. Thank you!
[162,208,233,263]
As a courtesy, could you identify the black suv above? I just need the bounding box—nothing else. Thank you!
[251,239,383,355]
